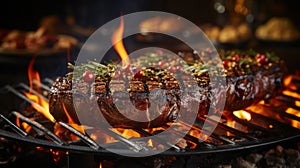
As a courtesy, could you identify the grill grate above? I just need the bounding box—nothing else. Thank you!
[0,76,300,156]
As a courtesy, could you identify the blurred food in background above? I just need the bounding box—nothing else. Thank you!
[0,15,81,52]
[139,16,185,34]
[201,22,252,44]
[0,28,78,51]
[255,17,300,42]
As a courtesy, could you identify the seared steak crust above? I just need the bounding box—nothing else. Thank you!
[49,50,286,128]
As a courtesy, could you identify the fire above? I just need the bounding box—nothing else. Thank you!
[15,116,32,133]
[233,110,251,121]
[25,57,86,141]
[226,119,236,136]
[283,90,300,100]
[189,129,200,139]
[21,121,32,133]
[111,128,140,139]
[285,107,300,128]
[25,57,55,123]
[147,139,153,147]
[284,75,293,87]
[112,15,130,68]
[281,84,300,128]
[296,101,300,107]
[62,103,85,134]
[283,75,298,91]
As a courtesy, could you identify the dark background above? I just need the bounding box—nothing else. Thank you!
[0,0,299,86]
[0,0,299,30]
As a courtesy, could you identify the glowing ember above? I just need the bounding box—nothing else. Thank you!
[111,128,140,139]
[189,129,200,139]
[285,107,300,128]
[283,89,300,108]
[50,149,67,163]
[90,133,97,141]
[296,101,300,107]
[112,15,130,68]
[233,110,251,121]
[187,130,199,149]
[15,116,20,128]
[283,90,300,100]
[226,120,236,136]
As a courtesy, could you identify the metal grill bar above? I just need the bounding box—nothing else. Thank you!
[197,117,258,140]
[5,85,47,113]
[276,95,300,112]
[12,111,65,145]
[245,108,300,131]
[133,128,182,152]
[5,83,155,152]
[43,78,54,86]
[101,127,148,152]
[33,79,51,91]
[282,112,300,122]
[58,121,100,150]
[0,74,300,155]
[177,120,236,144]
[19,83,48,102]
[0,114,28,137]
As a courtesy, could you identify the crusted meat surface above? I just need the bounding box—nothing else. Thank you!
[49,50,286,128]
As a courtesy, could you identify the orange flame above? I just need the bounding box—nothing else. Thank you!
[16,116,33,133]
[111,128,140,139]
[16,116,20,128]
[25,57,55,123]
[284,75,299,91]
[21,121,32,133]
[112,16,130,68]
[28,56,40,91]
[62,103,85,134]
[147,139,153,147]
[285,107,300,128]
[296,101,300,107]
[284,75,293,87]
[283,90,300,100]
[226,119,236,136]
[233,110,251,121]
[281,87,300,128]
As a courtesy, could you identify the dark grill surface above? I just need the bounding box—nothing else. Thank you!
[0,75,300,167]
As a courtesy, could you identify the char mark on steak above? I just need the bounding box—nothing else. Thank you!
[49,49,286,128]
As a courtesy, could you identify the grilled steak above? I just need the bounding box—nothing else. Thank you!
[49,49,286,128]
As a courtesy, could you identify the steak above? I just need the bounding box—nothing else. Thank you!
[49,49,286,128]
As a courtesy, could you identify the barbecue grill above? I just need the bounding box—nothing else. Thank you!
[1,1,300,167]
[0,71,300,167]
